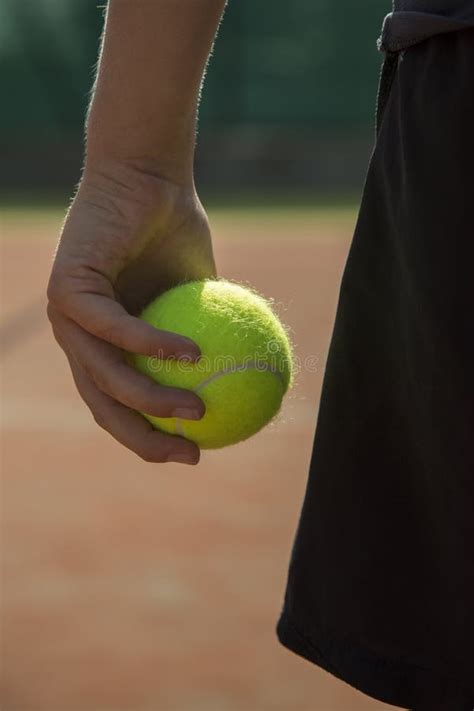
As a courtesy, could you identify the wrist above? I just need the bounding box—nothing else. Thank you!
[78,159,199,228]
[82,150,195,195]
[84,107,196,189]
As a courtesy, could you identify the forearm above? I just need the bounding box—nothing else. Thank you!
[85,0,227,185]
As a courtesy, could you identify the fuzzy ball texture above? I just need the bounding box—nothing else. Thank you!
[130,279,294,449]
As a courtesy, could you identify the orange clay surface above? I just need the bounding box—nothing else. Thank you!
[1,205,398,710]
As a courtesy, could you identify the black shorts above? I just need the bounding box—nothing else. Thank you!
[276,27,474,710]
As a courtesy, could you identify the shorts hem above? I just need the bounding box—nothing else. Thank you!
[276,606,474,710]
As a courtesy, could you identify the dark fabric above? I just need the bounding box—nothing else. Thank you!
[277,612,474,710]
[378,0,474,52]
[375,51,399,136]
[277,27,474,710]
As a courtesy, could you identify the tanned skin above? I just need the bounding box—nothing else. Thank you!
[47,1,228,465]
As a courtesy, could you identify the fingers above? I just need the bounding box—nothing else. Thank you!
[68,357,200,465]
[48,286,200,360]
[52,309,205,419]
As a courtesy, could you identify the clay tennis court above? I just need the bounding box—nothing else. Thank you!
[2,204,397,710]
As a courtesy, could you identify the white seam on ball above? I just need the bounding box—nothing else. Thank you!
[193,361,284,394]
[173,362,284,434]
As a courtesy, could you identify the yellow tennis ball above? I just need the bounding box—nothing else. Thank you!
[129,279,294,449]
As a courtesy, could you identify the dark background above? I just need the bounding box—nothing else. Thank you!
[1,0,388,197]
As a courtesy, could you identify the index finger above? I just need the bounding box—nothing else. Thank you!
[48,289,200,360]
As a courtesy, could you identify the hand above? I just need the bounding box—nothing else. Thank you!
[47,164,216,465]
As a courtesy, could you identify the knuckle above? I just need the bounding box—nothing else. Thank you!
[94,314,127,346]
[47,315,64,348]
[141,378,162,412]
[92,408,108,430]
[46,273,66,308]
[46,301,55,324]
[93,322,115,344]
[46,303,64,350]
[89,367,112,396]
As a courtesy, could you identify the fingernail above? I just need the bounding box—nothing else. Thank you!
[168,451,199,465]
[172,407,202,420]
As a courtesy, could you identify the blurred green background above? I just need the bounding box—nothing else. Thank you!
[1,0,389,198]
